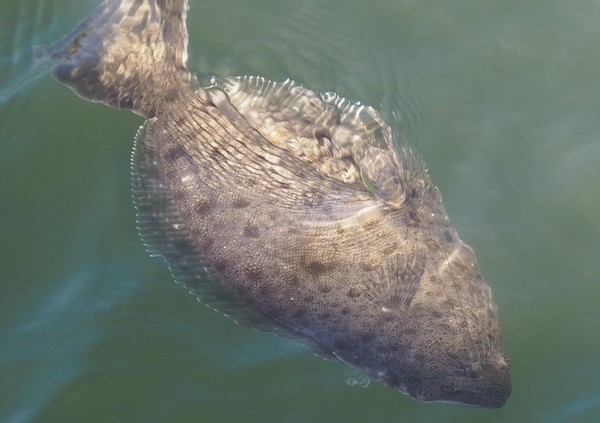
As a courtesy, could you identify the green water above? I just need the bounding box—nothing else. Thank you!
[1,0,599,422]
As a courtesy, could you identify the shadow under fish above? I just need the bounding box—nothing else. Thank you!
[36,0,510,408]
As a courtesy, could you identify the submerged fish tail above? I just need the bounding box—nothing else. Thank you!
[38,0,191,117]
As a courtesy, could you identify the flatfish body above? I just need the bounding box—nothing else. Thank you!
[39,0,510,407]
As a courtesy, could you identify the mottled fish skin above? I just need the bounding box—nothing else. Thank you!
[38,0,510,408]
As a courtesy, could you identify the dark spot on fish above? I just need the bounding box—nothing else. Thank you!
[361,263,376,272]
[318,311,331,320]
[195,199,212,215]
[243,224,259,238]
[303,294,315,303]
[245,267,262,283]
[409,209,419,222]
[164,145,187,161]
[245,178,257,187]
[293,308,306,318]
[163,90,178,103]
[214,260,227,273]
[211,147,222,159]
[443,230,454,242]
[388,342,402,352]
[258,284,270,296]
[319,284,332,294]
[347,288,361,299]
[63,26,91,55]
[432,310,443,318]
[341,306,350,315]
[232,198,250,209]
[362,219,378,230]
[202,237,214,251]
[307,261,326,276]
[410,188,419,199]
[426,238,439,249]
[383,243,398,256]
[287,275,300,286]
[440,323,453,331]
[314,129,330,146]
[288,227,298,235]
[174,116,185,127]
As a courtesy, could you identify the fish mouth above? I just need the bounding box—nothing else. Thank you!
[393,358,511,408]
[439,380,510,408]
[405,382,510,409]
[429,365,511,408]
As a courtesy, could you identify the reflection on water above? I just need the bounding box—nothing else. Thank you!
[1,0,600,422]
[546,390,600,423]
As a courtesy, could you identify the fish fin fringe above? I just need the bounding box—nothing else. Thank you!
[214,76,427,207]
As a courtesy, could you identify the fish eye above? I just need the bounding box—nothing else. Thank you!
[456,363,481,379]
[499,353,511,368]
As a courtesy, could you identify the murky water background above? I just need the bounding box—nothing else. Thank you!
[1,0,599,422]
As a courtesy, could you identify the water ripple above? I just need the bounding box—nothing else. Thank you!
[189,0,439,147]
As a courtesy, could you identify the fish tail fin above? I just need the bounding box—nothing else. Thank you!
[38,0,191,117]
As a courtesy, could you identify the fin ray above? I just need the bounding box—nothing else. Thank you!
[363,253,427,312]
[213,76,425,207]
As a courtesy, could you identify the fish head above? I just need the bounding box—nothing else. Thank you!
[371,308,511,408]
[356,196,511,408]
[399,350,511,408]
[411,242,510,408]
[375,235,511,408]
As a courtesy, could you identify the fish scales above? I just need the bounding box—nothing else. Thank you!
[36,0,510,408]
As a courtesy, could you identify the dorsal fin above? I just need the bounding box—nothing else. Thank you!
[36,0,192,117]
[212,76,422,207]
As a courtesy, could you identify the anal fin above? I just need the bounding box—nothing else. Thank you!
[130,121,280,331]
